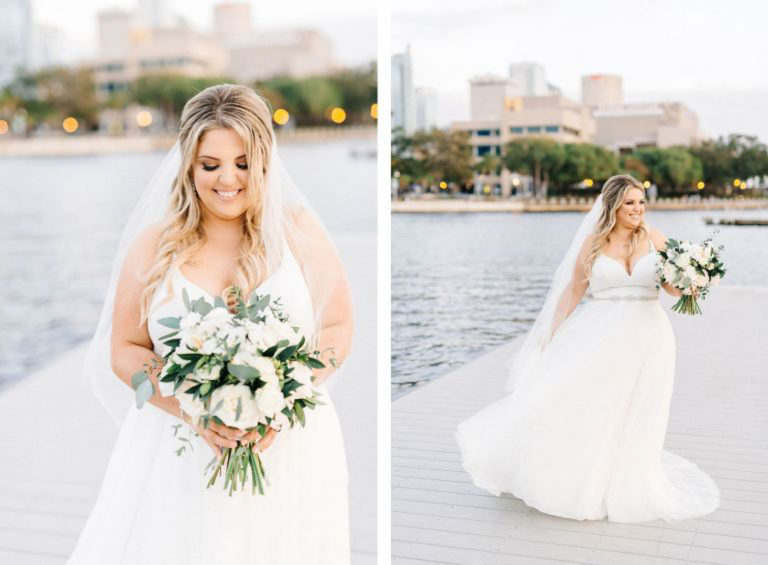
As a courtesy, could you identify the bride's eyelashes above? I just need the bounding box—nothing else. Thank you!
[201,163,249,171]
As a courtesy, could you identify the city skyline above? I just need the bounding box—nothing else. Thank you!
[30,0,376,68]
[393,0,768,142]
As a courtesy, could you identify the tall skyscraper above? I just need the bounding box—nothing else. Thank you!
[414,87,438,132]
[0,0,32,87]
[581,74,623,108]
[137,0,174,29]
[392,46,415,134]
[508,62,548,96]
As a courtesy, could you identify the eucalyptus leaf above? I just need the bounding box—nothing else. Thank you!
[135,378,155,409]
[235,397,242,421]
[228,363,260,381]
[157,317,181,329]
[182,288,191,312]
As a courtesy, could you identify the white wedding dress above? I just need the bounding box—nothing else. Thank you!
[456,238,720,523]
[69,245,350,564]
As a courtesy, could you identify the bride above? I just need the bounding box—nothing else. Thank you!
[69,84,353,563]
[456,174,720,523]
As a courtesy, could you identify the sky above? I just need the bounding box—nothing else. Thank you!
[32,0,377,67]
[392,0,768,142]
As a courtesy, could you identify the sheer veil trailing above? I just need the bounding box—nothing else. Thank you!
[83,137,352,425]
[504,195,604,392]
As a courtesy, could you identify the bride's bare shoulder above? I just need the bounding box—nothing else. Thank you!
[645,225,668,248]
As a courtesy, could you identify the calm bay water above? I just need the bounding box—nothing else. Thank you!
[0,137,375,387]
[392,208,768,397]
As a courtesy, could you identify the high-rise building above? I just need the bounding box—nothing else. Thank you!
[213,3,254,47]
[227,29,337,81]
[593,102,700,152]
[92,12,228,97]
[508,62,548,96]
[0,0,32,87]
[414,86,438,132]
[392,46,415,133]
[469,75,519,121]
[137,0,174,29]
[581,74,623,108]
[454,76,595,196]
[29,23,67,71]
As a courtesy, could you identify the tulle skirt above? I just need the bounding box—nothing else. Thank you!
[68,386,350,564]
[456,300,720,523]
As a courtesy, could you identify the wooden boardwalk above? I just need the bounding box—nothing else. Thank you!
[0,232,376,565]
[393,286,768,565]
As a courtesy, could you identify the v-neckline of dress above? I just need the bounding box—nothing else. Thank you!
[599,237,656,277]
[599,251,655,278]
[175,252,287,299]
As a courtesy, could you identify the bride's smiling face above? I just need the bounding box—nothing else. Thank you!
[193,128,251,220]
[615,187,645,229]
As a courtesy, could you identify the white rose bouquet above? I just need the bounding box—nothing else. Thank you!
[656,233,726,315]
[131,287,325,495]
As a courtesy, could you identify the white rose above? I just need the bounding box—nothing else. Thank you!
[216,324,247,348]
[254,381,286,420]
[662,264,678,283]
[243,319,268,347]
[231,351,279,385]
[289,384,314,401]
[202,307,232,327]
[693,272,709,288]
[681,240,693,251]
[251,356,279,384]
[263,314,299,348]
[200,337,225,356]
[180,311,202,330]
[192,360,222,382]
[210,384,262,428]
[288,362,314,386]
[176,381,207,423]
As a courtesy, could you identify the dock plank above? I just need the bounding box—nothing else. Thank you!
[392,286,768,564]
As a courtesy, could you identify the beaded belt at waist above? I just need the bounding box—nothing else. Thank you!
[591,295,658,302]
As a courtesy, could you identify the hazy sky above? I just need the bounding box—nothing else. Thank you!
[393,0,768,142]
[32,0,377,67]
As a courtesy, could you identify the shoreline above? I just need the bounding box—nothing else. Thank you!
[392,197,768,213]
[0,125,376,157]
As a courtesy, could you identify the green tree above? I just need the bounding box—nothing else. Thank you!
[631,147,703,194]
[391,127,427,187]
[473,153,502,175]
[132,74,231,126]
[410,128,473,189]
[550,143,618,191]
[503,137,564,198]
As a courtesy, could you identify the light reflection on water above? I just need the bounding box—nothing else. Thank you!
[0,138,375,386]
[391,208,768,398]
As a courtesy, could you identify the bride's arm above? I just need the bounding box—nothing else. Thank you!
[288,208,354,387]
[110,225,241,454]
[549,236,592,340]
[649,227,684,297]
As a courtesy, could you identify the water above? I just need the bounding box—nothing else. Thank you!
[391,208,768,397]
[0,137,375,387]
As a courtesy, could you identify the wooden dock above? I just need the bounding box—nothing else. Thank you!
[393,286,768,564]
[0,232,377,564]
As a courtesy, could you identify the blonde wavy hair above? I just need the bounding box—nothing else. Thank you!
[139,83,282,325]
[583,174,648,280]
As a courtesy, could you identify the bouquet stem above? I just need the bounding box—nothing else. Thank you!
[206,443,268,495]
[671,295,702,316]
